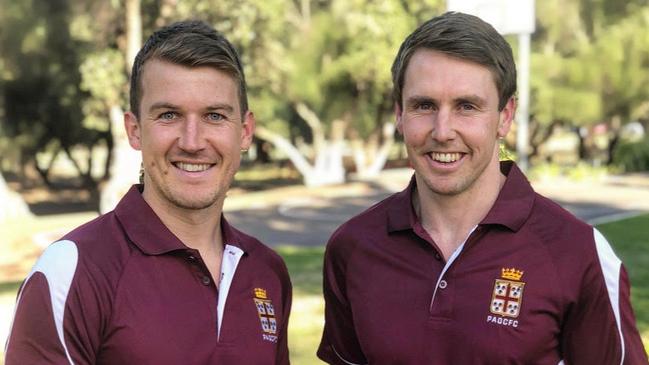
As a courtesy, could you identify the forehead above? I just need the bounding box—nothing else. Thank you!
[139,59,239,108]
[403,49,498,100]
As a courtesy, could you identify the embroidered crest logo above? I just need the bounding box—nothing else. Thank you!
[253,288,278,342]
[490,268,525,318]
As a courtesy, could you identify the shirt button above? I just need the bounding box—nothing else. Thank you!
[439,280,448,289]
[201,276,211,285]
[187,255,197,262]
[434,253,442,260]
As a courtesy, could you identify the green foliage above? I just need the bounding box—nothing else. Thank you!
[613,137,649,172]
[3,0,649,180]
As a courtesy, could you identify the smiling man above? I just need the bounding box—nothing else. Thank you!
[5,21,292,364]
[317,12,647,365]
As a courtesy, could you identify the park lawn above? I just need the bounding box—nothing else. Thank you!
[1,214,648,364]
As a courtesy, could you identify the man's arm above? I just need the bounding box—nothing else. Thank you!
[317,234,367,365]
[561,229,648,365]
[5,240,103,365]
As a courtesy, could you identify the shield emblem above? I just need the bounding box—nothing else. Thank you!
[490,279,525,318]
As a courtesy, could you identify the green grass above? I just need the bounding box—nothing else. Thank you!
[276,246,326,364]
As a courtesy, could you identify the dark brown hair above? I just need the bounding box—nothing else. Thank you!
[129,20,248,118]
[391,12,516,111]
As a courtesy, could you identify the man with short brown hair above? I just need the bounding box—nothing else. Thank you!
[318,12,647,364]
[6,20,292,364]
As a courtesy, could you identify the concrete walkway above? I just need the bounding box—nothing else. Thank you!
[224,168,649,247]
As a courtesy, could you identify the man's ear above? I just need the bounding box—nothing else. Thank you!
[497,97,516,139]
[124,111,142,151]
[240,110,256,151]
[394,102,404,135]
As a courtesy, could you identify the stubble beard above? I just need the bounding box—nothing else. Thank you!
[412,152,489,198]
[147,170,234,211]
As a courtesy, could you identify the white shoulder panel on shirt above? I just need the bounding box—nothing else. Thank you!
[593,228,624,365]
[11,240,79,365]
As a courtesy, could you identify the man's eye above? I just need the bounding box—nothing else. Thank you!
[417,103,435,111]
[159,111,177,120]
[460,103,476,111]
[207,112,225,121]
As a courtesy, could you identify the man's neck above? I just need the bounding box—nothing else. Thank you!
[144,193,226,286]
[143,191,225,254]
[414,167,506,260]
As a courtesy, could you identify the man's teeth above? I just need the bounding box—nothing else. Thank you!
[175,162,211,172]
[431,152,460,163]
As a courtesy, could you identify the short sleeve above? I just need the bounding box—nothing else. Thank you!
[317,232,367,365]
[5,240,106,365]
[561,230,648,364]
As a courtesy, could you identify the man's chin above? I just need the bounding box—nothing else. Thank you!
[166,192,221,211]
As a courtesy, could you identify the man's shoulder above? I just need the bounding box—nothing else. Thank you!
[530,192,591,230]
[26,211,132,306]
[49,211,132,276]
[63,211,129,249]
[326,192,399,256]
[526,191,596,250]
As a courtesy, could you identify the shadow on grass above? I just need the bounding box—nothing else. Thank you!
[597,213,649,335]
[276,246,324,296]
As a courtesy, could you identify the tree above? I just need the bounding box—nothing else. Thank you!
[528,0,649,165]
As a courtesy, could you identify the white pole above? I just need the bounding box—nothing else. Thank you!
[516,33,531,171]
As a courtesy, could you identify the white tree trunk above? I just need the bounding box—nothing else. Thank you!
[352,122,395,179]
[255,126,346,187]
[0,173,31,222]
[100,1,142,213]
[304,140,345,186]
[100,105,141,213]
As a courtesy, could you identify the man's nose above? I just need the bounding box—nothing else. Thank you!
[430,108,456,142]
[177,116,204,152]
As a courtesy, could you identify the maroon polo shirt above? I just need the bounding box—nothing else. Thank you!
[318,161,647,365]
[6,185,292,365]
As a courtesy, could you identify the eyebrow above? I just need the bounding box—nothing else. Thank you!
[148,102,235,114]
[455,94,487,106]
[404,94,488,107]
[405,95,436,107]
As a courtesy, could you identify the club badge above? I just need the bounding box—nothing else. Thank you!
[253,288,278,342]
[490,268,525,318]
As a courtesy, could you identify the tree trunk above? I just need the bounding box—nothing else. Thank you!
[0,173,32,222]
[100,1,142,213]
[255,123,346,187]
[352,122,395,179]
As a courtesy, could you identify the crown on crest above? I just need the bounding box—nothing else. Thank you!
[501,268,524,281]
[254,288,267,299]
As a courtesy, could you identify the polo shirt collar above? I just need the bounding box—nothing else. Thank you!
[115,185,249,255]
[480,161,535,232]
[386,161,535,233]
[387,176,418,233]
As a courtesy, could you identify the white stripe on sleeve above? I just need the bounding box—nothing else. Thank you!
[593,228,625,365]
[7,240,79,365]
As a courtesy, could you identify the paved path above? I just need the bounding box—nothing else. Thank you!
[224,169,649,247]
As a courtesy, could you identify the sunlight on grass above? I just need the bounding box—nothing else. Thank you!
[288,295,325,364]
[276,246,326,364]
